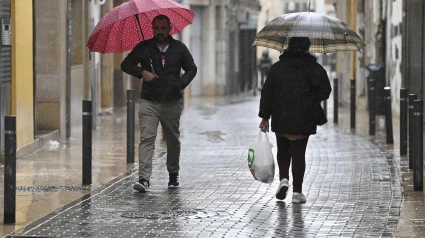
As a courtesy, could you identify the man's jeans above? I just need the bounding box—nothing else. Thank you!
[138,99,183,180]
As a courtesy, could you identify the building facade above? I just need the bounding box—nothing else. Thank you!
[403,0,425,110]
[180,0,260,96]
[336,0,409,117]
[255,0,413,119]
[1,0,260,158]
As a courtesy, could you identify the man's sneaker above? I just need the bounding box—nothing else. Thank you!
[292,192,306,204]
[275,178,289,200]
[168,173,179,188]
[133,178,150,192]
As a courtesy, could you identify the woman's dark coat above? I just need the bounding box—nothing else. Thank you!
[259,50,332,135]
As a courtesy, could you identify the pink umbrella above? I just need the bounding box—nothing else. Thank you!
[87,0,195,54]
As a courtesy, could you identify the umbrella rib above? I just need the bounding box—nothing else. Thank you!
[102,28,108,53]
[292,13,304,37]
[120,18,130,51]
[167,8,194,29]
[87,31,100,51]
[122,16,129,52]
[96,8,130,53]
[148,0,193,26]
[324,16,340,39]
[103,24,115,53]
[149,8,193,33]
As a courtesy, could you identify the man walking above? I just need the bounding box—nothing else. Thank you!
[259,50,272,88]
[121,15,197,192]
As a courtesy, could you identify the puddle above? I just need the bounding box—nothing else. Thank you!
[198,105,218,117]
[199,131,226,142]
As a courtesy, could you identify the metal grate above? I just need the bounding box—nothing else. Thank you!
[122,210,198,219]
[6,236,58,238]
[16,186,87,192]
[121,210,229,220]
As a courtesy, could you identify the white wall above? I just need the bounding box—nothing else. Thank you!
[256,0,286,63]
[71,65,84,130]
[188,6,203,96]
[89,0,103,126]
[386,0,403,116]
[215,5,227,95]
[201,4,216,96]
[314,0,325,14]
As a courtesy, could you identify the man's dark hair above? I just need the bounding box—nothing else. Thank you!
[287,37,311,52]
[152,14,171,26]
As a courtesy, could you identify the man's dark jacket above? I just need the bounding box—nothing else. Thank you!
[121,36,197,101]
[259,50,332,135]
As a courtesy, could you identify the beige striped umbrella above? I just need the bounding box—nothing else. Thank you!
[253,11,366,53]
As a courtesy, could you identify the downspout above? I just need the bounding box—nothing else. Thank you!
[33,0,37,139]
[377,0,386,64]
[89,0,98,129]
[350,0,357,80]
[401,0,407,89]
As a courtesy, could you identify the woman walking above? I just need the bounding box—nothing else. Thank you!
[258,37,331,203]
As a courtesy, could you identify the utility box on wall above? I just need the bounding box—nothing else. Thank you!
[1,18,11,46]
[366,64,386,115]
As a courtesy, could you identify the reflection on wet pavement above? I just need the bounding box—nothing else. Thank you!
[199,131,226,142]
[1,95,404,237]
[3,93,424,237]
[0,108,156,236]
[198,105,218,118]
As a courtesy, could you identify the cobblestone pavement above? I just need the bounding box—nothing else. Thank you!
[6,97,402,237]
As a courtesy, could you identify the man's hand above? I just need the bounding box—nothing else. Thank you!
[259,119,269,132]
[142,70,158,82]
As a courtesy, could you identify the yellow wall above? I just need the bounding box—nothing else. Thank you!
[12,0,34,148]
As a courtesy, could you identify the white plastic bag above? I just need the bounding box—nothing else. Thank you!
[248,131,275,183]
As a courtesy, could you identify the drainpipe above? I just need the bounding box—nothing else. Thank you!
[350,0,357,81]
[66,0,72,138]
[33,0,37,139]
[89,0,101,128]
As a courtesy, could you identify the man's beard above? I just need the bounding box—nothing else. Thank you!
[155,34,167,44]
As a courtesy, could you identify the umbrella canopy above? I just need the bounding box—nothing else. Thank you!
[253,11,366,53]
[87,0,195,53]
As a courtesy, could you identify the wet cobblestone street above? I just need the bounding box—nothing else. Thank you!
[5,97,402,237]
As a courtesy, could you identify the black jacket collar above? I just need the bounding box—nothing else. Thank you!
[146,35,174,49]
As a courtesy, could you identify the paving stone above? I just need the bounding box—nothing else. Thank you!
[7,98,402,237]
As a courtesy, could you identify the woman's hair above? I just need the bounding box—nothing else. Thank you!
[287,37,311,52]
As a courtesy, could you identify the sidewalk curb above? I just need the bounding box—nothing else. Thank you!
[0,130,59,166]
